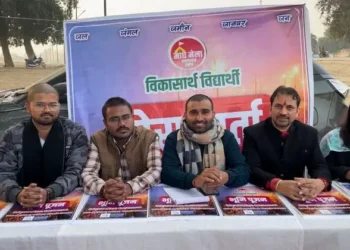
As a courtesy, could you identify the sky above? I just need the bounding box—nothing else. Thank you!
[9,0,326,57]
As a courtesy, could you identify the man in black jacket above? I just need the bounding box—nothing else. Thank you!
[242,86,331,201]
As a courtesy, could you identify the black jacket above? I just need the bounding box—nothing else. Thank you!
[242,118,331,190]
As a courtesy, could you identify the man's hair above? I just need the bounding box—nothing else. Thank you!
[185,94,214,111]
[102,97,133,120]
[27,83,59,102]
[270,85,301,107]
[340,106,350,147]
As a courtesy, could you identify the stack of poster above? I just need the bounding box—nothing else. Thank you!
[149,185,219,217]
[2,190,83,222]
[291,188,350,215]
[78,191,148,219]
[0,201,8,220]
[216,185,292,216]
[336,182,350,196]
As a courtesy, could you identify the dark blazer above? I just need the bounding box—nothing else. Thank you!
[242,118,331,190]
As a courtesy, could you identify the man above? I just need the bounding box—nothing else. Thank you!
[82,97,162,201]
[242,86,331,201]
[161,94,250,190]
[0,83,88,207]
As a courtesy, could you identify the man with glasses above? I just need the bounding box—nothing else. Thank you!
[0,83,88,207]
[82,97,162,201]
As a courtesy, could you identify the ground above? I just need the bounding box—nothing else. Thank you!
[0,59,349,90]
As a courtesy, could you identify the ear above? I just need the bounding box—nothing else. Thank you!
[269,104,272,115]
[25,102,30,113]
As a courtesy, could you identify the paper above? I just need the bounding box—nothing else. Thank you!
[164,187,209,205]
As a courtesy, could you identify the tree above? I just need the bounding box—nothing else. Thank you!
[0,0,15,67]
[12,0,67,59]
[311,33,318,54]
[316,0,350,42]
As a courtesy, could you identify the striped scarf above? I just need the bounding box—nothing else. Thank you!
[176,118,225,174]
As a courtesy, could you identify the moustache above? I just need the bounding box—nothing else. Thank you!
[41,113,53,117]
[117,127,129,132]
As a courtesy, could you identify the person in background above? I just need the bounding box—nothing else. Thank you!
[82,97,162,201]
[242,86,331,201]
[320,106,350,182]
[0,83,88,207]
[161,94,250,190]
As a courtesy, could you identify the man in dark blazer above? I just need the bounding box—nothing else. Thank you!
[242,86,331,201]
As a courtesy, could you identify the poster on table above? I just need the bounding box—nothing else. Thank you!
[78,191,148,219]
[291,188,350,215]
[217,185,292,215]
[149,185,219,217]
[2,190,83,222]
[64,4,313,147]
[335,182,350,196]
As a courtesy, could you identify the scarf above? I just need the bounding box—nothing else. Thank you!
[176,118,225,174]
[320,127,350,157]
[19,119,65,187]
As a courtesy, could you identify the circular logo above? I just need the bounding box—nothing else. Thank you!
[169,37,207,70]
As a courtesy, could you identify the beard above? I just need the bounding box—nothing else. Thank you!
[32,113,58,126]
[186,119,214,134]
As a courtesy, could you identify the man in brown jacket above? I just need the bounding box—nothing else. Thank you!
[82,97,162,202]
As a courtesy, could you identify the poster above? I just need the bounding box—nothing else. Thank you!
[2,190,83,222]
[78,191,148,219]
[336,182,350,195]
[217,185,291,216]
[64,5,312,146]
[291,189,350,215]
[149,185,218,216]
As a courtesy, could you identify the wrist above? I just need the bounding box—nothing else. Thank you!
[99,185,106,198]
[45,188,55,202]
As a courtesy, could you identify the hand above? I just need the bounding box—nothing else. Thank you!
[193,168,222,188]
[206,170,229,188]
[294,178,325,200]
[103,179,125,202]
[345,170,350,180]
[275,180,304,201]
[17,183,46,207]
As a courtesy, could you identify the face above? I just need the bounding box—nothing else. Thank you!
[26,93,60,126]
[104,105,134,140]
[185,100,215,133]
[270,94,299,130]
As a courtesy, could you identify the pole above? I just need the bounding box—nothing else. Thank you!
[75,7,78,19]
[104,0,107,16]
[259,0,262,5]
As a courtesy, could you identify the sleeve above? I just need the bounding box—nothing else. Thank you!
[223,132,251,187]
[127,138,162,194]
[161,133,196,189]
[81,142,106,195]
[325,152,350,182]
[242,128,278,189]
[307,129,332,191]
[0,129,22,202]
[47,125,89,197]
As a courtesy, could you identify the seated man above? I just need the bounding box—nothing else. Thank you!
[0,83,88,207]
[242,86,331,201]
[320,106,350,182]
[82,97,162,201]
[161,94,250,190]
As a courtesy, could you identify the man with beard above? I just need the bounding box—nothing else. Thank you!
[161,94,250,190]
[0,83,88,206]
[242,86,331,201]
[82,97,162,201]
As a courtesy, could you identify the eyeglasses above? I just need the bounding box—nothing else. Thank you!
[32,102,60,111]
[108,114,132,124]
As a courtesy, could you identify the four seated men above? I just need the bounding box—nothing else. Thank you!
[0,84,339,204]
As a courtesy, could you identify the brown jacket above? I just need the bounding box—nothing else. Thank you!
[91,126,157,180]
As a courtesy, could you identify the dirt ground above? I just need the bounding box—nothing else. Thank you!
[316,58,350,85]
[0,59,349,91]
[0,65,63,90]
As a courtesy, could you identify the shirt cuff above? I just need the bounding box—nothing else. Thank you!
[7,186,22,203]
[317,178,329,192]
[266,178,281,191]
